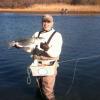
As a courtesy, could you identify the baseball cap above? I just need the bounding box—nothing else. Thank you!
[42,14,53,22]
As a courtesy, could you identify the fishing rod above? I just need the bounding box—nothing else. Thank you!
[60,54,100,63]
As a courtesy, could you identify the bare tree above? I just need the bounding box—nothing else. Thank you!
[71,0,81,4]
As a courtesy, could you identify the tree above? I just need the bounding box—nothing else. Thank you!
[71,0,81,4]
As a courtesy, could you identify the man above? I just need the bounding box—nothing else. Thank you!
[13,14,63,100]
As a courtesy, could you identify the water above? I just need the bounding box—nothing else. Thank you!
[0,13,100,100]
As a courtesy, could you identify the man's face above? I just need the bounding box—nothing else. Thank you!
[42,20,53,32]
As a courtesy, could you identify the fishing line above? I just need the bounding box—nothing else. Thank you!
[27,67,32,85]
[64,59,79,96]
[59,54,100,100]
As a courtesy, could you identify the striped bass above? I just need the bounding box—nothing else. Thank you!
[9,37,44,53]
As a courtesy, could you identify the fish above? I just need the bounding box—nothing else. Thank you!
[9,37,44,53]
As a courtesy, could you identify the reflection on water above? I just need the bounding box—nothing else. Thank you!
[0,13,100,100]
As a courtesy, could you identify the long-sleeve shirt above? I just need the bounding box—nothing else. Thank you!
[32,28,63,58]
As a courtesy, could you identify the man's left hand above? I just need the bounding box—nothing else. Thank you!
[40,42,49,51]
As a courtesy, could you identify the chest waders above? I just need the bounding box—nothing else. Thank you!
[27,31,56,84]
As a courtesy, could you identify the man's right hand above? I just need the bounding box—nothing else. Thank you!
[9,41,23,48]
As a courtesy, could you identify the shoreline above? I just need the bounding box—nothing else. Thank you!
[0,11,100,16]
[0,11,100,15]
[0,4,100,15]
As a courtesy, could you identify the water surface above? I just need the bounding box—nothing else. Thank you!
[0,13,100,100]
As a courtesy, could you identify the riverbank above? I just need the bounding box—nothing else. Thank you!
[0,4,100,15]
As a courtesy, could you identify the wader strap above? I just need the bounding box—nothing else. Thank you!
[38,31,42,38]
[47,31,56,44]
[38,30,56,45]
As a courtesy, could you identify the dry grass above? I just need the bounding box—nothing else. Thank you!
[29,4,100,12]
[0,4,100,14]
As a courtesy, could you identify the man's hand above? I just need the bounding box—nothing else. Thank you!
[14,42,23,48]
[40,42,49,51]
[9,41,23,48]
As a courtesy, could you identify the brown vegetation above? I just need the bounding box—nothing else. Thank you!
[0,0,100,8]
[0,1,100,14]
[0,4,100,14]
